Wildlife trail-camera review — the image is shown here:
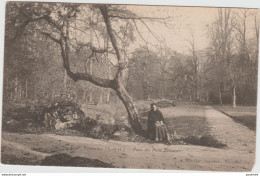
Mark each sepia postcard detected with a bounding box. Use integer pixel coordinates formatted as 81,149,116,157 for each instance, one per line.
0,0,259,172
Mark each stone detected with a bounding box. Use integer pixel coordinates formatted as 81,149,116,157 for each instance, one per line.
55,119,68,130
113,131,121,136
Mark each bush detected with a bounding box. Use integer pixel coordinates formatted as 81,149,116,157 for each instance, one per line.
2,98,86,132
156,99,176,108
183,135,227,148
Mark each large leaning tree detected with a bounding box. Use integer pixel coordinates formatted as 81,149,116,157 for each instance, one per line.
5,2,169,134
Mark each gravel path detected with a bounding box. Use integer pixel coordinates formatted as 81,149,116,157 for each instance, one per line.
204,106,256,152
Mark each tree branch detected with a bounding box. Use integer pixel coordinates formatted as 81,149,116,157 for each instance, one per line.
98,5,124,67
59,40,116,88
40,32,61,44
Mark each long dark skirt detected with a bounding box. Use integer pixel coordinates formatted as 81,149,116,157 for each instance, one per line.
155,125,168,142
147,124,168,142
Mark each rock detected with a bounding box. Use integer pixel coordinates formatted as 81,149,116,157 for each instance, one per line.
4,119,21,131
81,104,116,125
115,116,130,128
173,131,181,140
44,113,55,129
55,119,68,130
66,119,79,128
92,125,102,134
72,113,80,120
63,114,73,121
113,131,121,136
6,119,18,125
96,113,115,125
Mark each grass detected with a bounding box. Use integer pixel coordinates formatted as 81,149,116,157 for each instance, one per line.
139,115,226,148
2,101,226,149
165,116,209,138
215,105,256,131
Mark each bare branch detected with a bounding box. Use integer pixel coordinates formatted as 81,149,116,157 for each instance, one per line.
59,39,116,88
98,5,125,71
40,31,61,44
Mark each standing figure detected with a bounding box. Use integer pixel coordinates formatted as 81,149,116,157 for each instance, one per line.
147,103,169,143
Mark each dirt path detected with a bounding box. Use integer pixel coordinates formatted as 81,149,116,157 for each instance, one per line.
1,105,256,171
204,106,256,152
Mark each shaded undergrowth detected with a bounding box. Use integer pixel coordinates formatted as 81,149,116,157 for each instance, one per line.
41,153,115,168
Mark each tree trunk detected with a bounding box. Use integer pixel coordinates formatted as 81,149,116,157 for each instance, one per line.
218,85,223,105
106,63,111,104
106,89,110,104
115,83,144,134
64,69,67,96
232,85,237,107
14,75,18,102
195,85,198,101
99,89,103,104
5,76,9,102
189,89,192,101
19,80,22,101
25,78,28,99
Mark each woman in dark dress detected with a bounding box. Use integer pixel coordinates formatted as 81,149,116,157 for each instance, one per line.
147,103,168,142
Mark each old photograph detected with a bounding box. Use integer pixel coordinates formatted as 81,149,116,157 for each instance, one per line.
1,1,259,171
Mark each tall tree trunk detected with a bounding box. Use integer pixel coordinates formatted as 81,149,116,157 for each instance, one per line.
195,84,199,101
88,58,93,103
19,80,22,101
232,85,237,107
106,64,111,104
106,89,110,103
218,85,223,105
115,83,143,134
25,78,28,99
99,89,103,104
64,69,67,96
14,75,18,102
113,62,143,134
180,89,183,100
5,76,9,102
189,89,192,101
88,28,93,103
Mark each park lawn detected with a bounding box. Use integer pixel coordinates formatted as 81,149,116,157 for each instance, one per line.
215,105,256,131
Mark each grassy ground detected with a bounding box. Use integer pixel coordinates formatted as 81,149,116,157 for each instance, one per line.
2,102,254,170
2,101,228,168
1,101,226,148
215,105,256,131
138,102,227,148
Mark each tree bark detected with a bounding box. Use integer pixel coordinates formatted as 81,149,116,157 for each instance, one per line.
14,75,18,102
64,69,67,96
189,89,192,101
99,89,103,104
218,85,223,105
98,5,143,134
115,82,144,134
232,85,237,107
25,78,28,99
